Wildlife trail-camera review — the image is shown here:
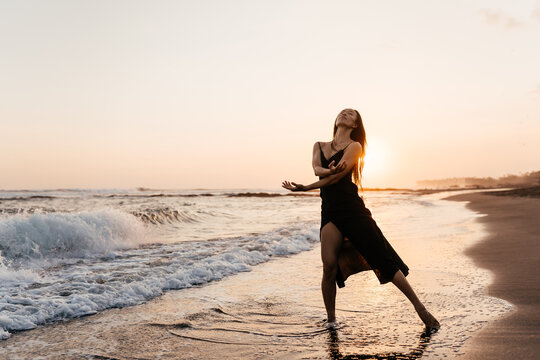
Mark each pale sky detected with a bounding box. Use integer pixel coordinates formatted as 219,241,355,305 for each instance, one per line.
1,0,539,190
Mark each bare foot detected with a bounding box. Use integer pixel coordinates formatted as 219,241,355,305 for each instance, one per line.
323,320,340,329
319,318,339,329
415,306,440,330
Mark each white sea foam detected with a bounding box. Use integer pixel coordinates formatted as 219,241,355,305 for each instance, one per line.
0,209,148,260
0,264,39,285
0,219,319,338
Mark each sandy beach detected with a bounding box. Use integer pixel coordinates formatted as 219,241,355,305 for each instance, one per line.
446,189,540,359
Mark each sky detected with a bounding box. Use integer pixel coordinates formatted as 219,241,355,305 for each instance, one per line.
1,0,539,190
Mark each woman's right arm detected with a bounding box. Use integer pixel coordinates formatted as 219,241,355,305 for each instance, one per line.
312,142,330,177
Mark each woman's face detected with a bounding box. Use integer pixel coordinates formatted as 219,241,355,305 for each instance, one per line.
336,108,357,128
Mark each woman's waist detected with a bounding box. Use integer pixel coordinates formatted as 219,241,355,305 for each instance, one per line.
320,180,357,193
320,187,362,201
321,204,372,218
321,195,367,210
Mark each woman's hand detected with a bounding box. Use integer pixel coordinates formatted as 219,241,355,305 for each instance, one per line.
328,160,347,175
282,181,306,192
314,160,348,177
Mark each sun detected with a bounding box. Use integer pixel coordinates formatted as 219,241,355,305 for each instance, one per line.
362,137,388,179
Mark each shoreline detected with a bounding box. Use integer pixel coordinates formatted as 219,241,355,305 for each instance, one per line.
445,192,540,359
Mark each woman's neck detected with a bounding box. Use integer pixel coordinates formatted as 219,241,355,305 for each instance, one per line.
333,126,353,147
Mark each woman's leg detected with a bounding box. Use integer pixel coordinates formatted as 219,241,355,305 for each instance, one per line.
391,270,440,328
320,222,343,323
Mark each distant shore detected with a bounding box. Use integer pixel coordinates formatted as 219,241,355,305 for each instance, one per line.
414,185,540,196
445,189,540,359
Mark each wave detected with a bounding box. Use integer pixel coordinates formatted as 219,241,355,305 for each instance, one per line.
98,193,216,198
131,208,202,225
0,209,147,261
0,190,320,201
97,192,317,199
0,208,47,215
0,224,319,339
225,192,318,198
0,195,57,201
0,205,213,232
0,188,136,200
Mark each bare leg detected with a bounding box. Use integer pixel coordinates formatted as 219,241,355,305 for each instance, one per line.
392,270,440,328
320,222,343,323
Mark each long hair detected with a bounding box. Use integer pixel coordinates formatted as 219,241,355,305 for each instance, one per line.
333,109,367,189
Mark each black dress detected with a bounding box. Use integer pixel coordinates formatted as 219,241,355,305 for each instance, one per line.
318,142,409,287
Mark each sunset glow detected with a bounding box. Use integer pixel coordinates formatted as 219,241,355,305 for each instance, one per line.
0,0,538,190
362,137,389,183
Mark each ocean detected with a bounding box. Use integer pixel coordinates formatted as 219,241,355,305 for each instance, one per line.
0,188,512,358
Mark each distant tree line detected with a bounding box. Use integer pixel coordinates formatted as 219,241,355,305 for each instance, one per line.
416,170,540,189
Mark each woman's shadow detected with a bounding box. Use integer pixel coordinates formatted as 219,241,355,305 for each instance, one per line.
326,328,435,360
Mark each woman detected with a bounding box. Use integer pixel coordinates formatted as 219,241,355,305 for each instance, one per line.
282,108,440,331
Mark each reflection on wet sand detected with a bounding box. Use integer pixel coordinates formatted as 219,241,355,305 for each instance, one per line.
327,328,435,360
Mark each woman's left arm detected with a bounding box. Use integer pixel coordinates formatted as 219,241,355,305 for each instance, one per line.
282,142,362,192
312,142,346,177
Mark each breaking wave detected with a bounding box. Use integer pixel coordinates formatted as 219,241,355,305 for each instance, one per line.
0,209,147,260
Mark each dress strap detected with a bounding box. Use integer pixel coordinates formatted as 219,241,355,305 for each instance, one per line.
341,142,354,152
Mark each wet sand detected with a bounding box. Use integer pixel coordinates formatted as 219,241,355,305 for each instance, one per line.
0,245,438,359
445,192,540,360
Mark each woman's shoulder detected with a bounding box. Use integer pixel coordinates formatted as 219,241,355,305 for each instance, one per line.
342,141,362,156
313,140,331,149
348,141,362,149
348,141,362,151
314,140,332,147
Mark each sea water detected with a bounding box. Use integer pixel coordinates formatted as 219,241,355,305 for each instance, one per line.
0,188,512,358
0,188,322,340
